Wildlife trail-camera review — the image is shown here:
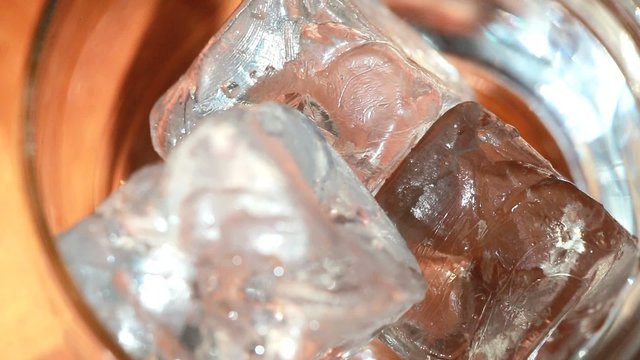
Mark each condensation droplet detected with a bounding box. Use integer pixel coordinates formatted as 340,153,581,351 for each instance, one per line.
273,266,285,277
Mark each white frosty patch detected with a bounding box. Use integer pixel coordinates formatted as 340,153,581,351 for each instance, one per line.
540,203,586,276
410,185,436,221
477,219,488,239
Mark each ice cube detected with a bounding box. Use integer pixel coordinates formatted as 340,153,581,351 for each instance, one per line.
376,102,638,359
320,339,401,360
150,0,471,192
59,103,426,359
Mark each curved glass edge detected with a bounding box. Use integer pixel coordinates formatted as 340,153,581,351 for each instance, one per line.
555,2,640,358
21,1,130,359
561,0,640,237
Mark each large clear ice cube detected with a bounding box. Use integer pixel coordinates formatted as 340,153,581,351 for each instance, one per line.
376,102,638,359
150,0,471,192
59,103,426,359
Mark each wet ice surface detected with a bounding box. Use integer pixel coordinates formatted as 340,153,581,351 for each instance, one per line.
328,339,401,360
150,0,471,192
376,102,638,359
58,103,426,359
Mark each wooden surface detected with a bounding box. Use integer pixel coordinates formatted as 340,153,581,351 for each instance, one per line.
0,1,86,359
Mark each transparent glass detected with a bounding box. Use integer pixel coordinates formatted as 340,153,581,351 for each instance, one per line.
24,1,242,357
23,0,640,358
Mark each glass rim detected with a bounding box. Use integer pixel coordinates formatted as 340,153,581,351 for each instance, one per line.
21,1,131,358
